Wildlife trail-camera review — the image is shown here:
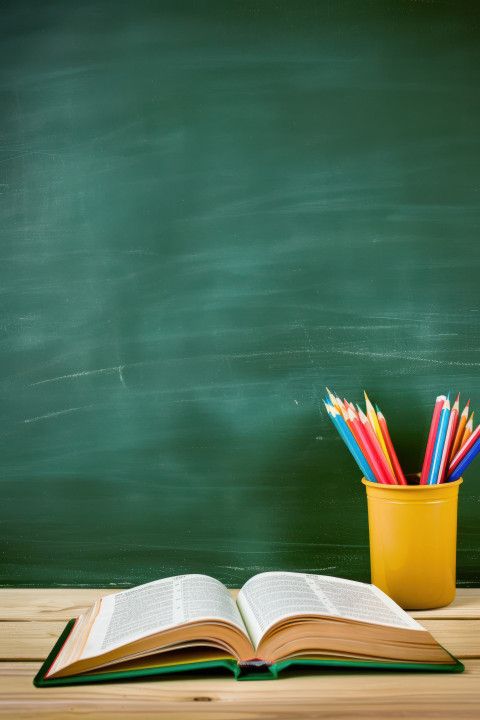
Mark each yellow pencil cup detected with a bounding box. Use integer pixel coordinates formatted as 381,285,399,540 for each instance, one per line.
362,477,462,610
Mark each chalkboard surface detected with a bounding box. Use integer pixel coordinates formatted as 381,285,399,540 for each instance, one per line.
2,0,480,587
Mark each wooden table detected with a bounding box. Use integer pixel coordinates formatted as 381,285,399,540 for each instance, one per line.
1,588,479,719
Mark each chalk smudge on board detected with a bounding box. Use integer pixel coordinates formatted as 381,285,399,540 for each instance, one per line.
24,405,93,424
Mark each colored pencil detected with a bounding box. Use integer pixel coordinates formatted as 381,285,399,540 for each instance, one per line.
326,390,347,420
449,423,480,474
427,397,450,485
461,412,474,448
449,399,469,462
356,408,396,484
344,405,363,446
449,436,480,481
324,388,479,486
376,405,407,485
344,404,376,467
345,408,391,484
364,392,395,475
324,403,377,482
346,400,356,415
420,395,446,485
437,394,459,483
326,387,343,414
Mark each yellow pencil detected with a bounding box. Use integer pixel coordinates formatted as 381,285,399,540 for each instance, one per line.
364,391,395,474
449,399,469,462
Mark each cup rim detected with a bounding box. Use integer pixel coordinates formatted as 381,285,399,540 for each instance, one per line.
361,477,463,489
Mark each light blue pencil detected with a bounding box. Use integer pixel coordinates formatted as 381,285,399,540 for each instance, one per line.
324,402,377,482
428,397,450,485
449,436,480,480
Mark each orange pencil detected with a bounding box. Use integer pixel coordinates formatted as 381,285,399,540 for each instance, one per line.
357,407,397,484
364,392,395,474
449,399,469,462
450,422,480,474
375,406,407,485
347,408,392,484
461,412,474,448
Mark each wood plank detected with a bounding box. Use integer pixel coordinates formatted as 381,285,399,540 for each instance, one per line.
1,590,479,719
420,620,480,659
1,619,479,661
412,590,480,619
0,589,117,622
1,588,479,622
0,661,479,720
0,622,66,661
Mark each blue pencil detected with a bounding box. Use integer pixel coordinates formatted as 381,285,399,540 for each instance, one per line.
324,402,377,482
449,436,480,481
428,397,450,485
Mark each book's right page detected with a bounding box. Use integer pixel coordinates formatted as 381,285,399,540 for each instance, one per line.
237,571,423,650
235,572,463,674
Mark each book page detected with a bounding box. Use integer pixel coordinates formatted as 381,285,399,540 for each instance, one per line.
237,572,423,649
81,574,247,659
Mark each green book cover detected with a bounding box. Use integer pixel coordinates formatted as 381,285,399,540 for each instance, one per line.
34,619,464,687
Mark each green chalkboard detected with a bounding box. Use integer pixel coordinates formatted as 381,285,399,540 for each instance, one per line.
1,0,480,587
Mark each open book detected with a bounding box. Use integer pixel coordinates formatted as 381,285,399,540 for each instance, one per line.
34,572,463,686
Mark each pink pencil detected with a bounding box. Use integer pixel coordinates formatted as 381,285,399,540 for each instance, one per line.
437,394,459,483
420,395,446,485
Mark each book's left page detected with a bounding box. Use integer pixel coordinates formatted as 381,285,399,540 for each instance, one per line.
47,574,252,678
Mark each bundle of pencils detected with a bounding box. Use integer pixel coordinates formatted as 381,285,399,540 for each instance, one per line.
420,394,479,484
324,388,407,485
324,389,479,485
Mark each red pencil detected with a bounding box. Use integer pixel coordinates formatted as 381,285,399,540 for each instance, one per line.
345,400,357,415
346,408,391,484
437,394,459,483
420,395,446,485
357,408,397,484
375,406,407,485
345,405,367,453
449,423,480,475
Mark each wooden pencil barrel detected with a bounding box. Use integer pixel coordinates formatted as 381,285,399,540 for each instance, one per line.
362,478,462,610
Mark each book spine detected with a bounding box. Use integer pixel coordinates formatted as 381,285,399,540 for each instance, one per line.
237,660,275,680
